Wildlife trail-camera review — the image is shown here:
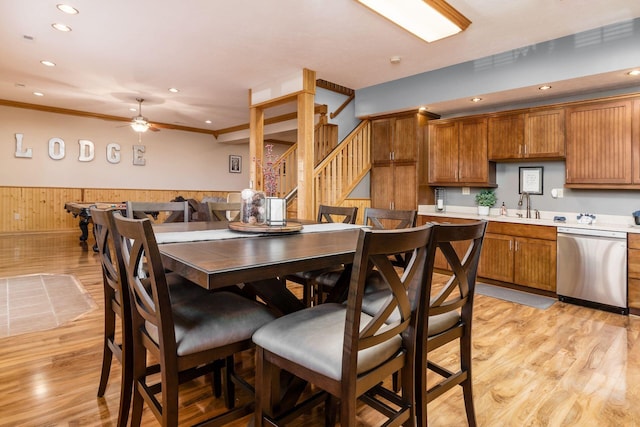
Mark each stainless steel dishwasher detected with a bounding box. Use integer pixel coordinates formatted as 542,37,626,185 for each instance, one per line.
557,227,627,314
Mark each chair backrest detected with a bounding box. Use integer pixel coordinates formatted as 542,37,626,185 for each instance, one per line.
317,205,358,224
341,224,433,384
113,213,178,357
226,192,242,221
363,207,416,230
207,201,241,222
417,220,487,349
125,201,189,223
91,207,131,315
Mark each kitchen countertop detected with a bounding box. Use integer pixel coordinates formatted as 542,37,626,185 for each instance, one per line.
418,205,639,234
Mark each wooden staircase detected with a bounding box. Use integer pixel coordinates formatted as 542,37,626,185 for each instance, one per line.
270,118,371,219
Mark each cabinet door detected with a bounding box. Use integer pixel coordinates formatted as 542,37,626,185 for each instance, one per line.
370,164,393,209
458,117,489,183
371,118,392,164
514,237,556,292
566,100,632,184
393,115,417,161
525,108,565,159
488,113,524,160
477,233,514,283
633,98,640,184
393,163,417,210
428,121,459,183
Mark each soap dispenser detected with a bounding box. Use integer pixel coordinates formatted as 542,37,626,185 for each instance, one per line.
500,202,507,216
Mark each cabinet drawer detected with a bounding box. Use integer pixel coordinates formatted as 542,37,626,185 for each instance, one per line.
486,221,556,240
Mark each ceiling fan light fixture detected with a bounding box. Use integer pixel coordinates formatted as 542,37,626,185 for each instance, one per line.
131,118,150,132
356,0,471,43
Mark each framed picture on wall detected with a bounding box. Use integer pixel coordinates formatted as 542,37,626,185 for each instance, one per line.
519,166,543,194
229,155,242,173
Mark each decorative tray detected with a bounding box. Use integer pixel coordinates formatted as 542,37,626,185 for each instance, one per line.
228,221,303,233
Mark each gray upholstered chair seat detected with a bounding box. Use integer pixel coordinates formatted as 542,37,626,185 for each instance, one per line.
147,291,275,357
252,302,402,381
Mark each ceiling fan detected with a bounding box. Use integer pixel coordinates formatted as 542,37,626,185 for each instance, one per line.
130,98,159,132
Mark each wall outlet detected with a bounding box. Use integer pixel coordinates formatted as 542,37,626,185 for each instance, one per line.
14,213,20,220
551,188,564,198
462,187,470,195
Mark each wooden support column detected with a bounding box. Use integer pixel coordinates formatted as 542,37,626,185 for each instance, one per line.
249,100,264,190
296,69,316,220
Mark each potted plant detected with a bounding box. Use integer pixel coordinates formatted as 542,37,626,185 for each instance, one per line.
475,189,497,215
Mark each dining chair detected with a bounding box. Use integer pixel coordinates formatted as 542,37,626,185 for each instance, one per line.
226,192,242,221
93,207,229,426
252,224,434,427
92,207,134,427
414,220,487,427
112,213,277,426
207,201,241,222
125,201,190,223
314,207,416,303
283,204,358,306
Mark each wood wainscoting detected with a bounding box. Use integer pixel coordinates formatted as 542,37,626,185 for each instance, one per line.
0,186,230,233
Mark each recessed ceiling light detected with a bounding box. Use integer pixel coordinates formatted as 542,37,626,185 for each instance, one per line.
390,56,401,64
40,60,56,67
471,97,482,103
538,85,552,91
33,92,44,97
628,70,640,76
52,23,72,32
56,4,78,14
168,87,179,93
129,107,137,112
205,120,212,124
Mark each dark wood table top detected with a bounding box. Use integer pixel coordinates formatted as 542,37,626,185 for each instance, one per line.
157,225,360,291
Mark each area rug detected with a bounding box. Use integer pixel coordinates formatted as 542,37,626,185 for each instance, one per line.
475,283,556,310
0,273,97,338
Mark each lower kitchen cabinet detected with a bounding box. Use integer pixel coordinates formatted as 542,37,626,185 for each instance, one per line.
421,215,557,293
478,223,557,293
628,234,640,314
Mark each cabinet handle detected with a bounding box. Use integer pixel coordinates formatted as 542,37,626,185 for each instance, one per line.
509,240,512,251
515,240,519,251
524,144,528,155
518,145,522,155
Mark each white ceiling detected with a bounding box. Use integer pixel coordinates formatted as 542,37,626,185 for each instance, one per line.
1,0,640,135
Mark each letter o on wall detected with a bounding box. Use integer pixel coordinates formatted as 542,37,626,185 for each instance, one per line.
48,137,65,160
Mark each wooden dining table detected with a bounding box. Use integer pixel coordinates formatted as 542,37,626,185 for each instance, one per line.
154,221,362,315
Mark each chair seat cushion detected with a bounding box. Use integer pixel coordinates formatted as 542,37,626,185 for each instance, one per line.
147,291,276,356
252,303,402,381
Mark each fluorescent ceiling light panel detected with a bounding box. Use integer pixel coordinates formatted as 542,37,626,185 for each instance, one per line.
356,0,471,43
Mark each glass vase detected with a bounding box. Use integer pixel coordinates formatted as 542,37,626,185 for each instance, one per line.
240,189,266,224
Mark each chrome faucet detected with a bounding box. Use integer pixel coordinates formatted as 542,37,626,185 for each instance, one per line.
518,192,531,218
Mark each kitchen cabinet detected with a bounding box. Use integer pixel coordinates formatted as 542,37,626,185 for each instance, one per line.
565,98,633,187
419,216,556,293
628,233,640,315
371,114,420,210
428,116,495,186
488,108,565,161
478,222,557,293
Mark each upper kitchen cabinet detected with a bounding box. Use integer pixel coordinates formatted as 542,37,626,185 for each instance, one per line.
371,113,421,210
428,116,496,186
565,98,634,188
488,108,565,161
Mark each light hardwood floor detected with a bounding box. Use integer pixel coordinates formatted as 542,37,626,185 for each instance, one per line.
1,230,639,426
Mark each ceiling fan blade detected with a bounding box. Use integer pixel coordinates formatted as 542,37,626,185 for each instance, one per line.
149,125,161,132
